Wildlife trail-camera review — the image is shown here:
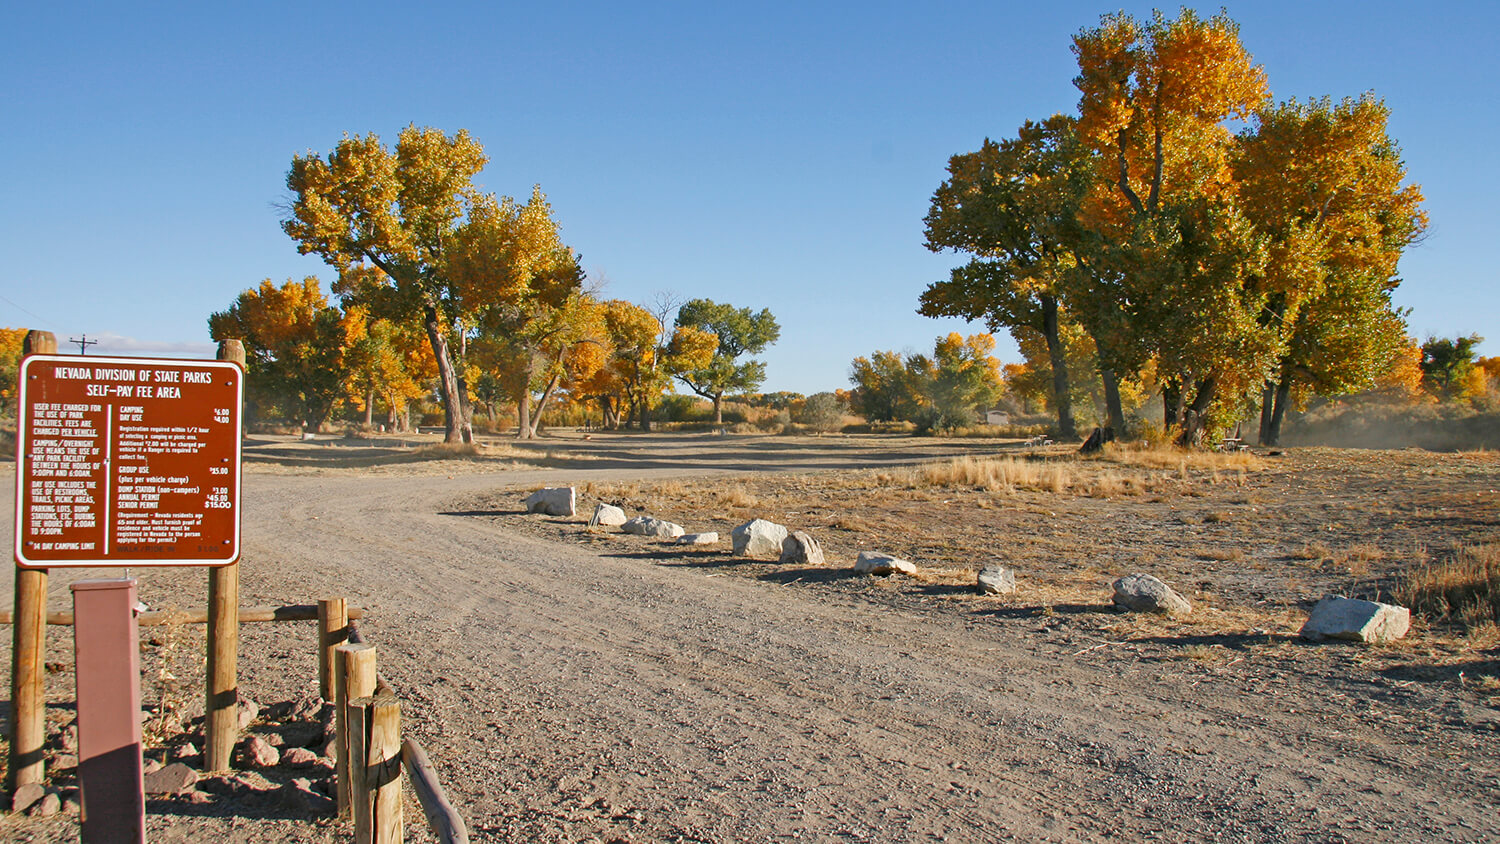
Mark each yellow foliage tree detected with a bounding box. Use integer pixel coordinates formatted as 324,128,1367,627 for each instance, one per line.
0,327,27,410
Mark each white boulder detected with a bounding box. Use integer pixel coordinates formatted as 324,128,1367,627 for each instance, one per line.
1299,595,1410,644
854,551,916,576
1112,573,1191,617
588,503,627,527
622,516,685,539
732,519,789,557
780,531,824,566
977,566,1017,595
524,487,576,517
677,532,719,546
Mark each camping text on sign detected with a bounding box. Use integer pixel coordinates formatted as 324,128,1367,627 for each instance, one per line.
13,355,242,568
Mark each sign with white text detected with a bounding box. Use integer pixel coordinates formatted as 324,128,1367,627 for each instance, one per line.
13,355,242,568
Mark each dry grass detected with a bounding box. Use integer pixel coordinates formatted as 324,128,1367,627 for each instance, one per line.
716,486,760,508
912,455,1155,498
1398,544,1500,633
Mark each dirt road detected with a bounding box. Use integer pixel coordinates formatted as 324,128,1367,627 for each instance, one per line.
3,435,1497,842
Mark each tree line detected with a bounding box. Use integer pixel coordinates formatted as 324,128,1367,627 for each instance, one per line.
207,127,779,439
918,9,1430,446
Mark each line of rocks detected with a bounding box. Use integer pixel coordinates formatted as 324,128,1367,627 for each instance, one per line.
531,486,1411,646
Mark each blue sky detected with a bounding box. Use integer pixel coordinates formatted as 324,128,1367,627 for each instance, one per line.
3,1,1495,395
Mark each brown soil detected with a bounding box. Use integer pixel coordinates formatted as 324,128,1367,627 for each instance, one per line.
2,432,1498,842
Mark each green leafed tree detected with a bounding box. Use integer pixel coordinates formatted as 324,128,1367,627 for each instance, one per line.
208,278,347,430
673,298,781,424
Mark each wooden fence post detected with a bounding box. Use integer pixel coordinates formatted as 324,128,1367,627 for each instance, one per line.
349,698,373,841
204,339,246,772
370,696,403,843
8,329,56,793
351,695,403,844
335,643,378,819
317,598,349,702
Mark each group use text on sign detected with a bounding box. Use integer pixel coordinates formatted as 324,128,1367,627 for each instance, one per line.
13,355,242,568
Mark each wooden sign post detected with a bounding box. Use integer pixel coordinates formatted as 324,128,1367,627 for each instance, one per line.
9,339,245,789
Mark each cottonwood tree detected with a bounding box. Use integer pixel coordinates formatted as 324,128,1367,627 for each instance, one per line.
673,298,781,424
340,306,435,431
284,129,481,441
1235,95,1427,444
848,350,917,423
1073,9,1272,444
921,115,1089,438
208,277,347,430
1421,335,1485,400
0,327,24,410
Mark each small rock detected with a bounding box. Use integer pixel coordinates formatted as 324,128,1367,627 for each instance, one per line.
279,778,335,815
52,753,78,771
622,516,685,538
261,732,286,748
977,566,1017,595
235,735,280,769
1299,595,1410,644
780,532,824,566
732,519,789,557
199,772,276,797
589,503,628,527
10,782,45,814
236,693,261,730
58,724,78,753
1112,573,1191,617
277,722,324,749
282,747,319,769
677,532,719,546
854,551,916,576
525,487,576,517
141,757,162,775
144,762,198,795
184,790,213,804
61,789,80,815
171,742,200,762
30,793,60,817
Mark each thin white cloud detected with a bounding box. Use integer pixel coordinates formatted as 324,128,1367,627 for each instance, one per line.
80,332,218,360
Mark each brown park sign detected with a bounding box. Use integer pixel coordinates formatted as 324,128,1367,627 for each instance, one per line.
13,355,243,568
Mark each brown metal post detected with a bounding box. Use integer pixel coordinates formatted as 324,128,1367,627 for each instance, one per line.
317,597,349,702
72,579,145,841
204,339,246,771
8,329,57,794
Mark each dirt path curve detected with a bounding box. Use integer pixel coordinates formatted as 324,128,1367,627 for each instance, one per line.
3,441,1497,842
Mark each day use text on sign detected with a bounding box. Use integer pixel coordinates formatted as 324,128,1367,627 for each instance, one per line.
13,355,242,568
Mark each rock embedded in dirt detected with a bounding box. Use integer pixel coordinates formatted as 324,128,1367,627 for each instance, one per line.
526,486,577,517
30,792,60,817
733,519,789,557
144,762,199,795
780,531,825,566
977,566,1017,595
854,551,916,576
1299,595,1410,644
282,746,319,769
678,532,719,545
11,782,45,814
236,735,280,769
589,503,628,527
623,516,685,538
1112,573,1191,617
236,693,261,730
279,778,335,815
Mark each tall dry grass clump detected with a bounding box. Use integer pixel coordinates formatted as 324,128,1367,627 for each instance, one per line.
1398,544,1500,633
917,456,1149,497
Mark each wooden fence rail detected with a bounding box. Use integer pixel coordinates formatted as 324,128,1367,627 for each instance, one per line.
0,604,366,627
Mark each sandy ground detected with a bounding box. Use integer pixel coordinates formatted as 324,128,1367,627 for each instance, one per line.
1,431,1498,842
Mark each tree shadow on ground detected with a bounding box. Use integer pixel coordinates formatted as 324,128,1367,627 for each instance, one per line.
1128,631,1298,651
757,568,860,585
974,603,1107,619
1381,658,1500,685
605,550,730,565
438,508,527,517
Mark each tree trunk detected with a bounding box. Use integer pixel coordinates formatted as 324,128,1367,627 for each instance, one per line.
1040,295,1077,439
1162,379,1182,432
1266,378,1292,447
1099,365,1126,435
639,400,653,433
1175,376,1218,448
1258,381,1276,444
422,302,471,444
526,373,563,438
364,389,375,429
713,393,724,425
